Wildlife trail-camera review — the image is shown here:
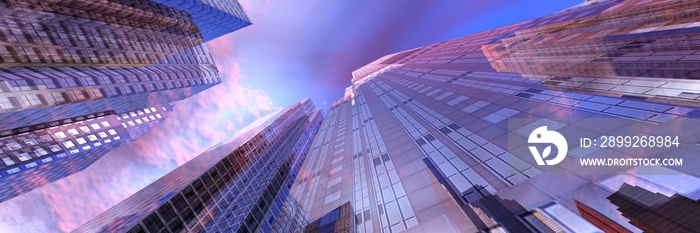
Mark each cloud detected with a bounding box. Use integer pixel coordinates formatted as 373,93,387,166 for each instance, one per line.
0,0,588,232
125,36,282,167
0,195,51,233
0,33,281,232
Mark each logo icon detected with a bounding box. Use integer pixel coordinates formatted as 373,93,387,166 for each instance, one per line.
528,126,568,165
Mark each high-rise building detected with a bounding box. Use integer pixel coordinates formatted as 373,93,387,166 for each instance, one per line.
607,183,700,233
0,104,173,203
0,0,251,203
270,197,309,233
483,0,700,108
290,0,700,232
458,185,564,232
304,201,356,233
0,0,251,130
574,199,631,233
76,99,323,233
151,0,252,41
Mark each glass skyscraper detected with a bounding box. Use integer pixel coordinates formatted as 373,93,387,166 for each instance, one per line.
151,0,251,41
0,0,250,203
0,0,251,129
0,104,173,203
290,0,700,232
76,99,323,233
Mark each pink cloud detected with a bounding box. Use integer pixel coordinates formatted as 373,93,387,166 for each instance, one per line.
0,195,50,233
0,34,281,232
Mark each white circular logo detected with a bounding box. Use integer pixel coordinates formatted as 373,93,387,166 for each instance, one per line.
528,126,568,165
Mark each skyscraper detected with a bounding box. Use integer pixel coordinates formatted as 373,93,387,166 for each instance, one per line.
574,199,631,233
0,0,251,203
304,202,356,233
151,0,252,41
290,0,700,232
0,0,251,129
76,99,323,233
607,183,700,233
0,104,173,203
483,0,700,108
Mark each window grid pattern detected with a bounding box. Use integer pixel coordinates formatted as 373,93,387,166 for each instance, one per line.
0,111,146,203
77,101,323,233
351,101,374,233
356,93,417,233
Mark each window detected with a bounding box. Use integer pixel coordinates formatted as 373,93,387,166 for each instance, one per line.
324,191,341,204
0,97,14,109
24,95,43,106
16,153,31,161
39,135,52,142
34,148,48,156
87,134,98,141
76,138,87,145
51,93,66,103
108,129,117,135
135,119,142,124
149,116,156,120
98,132,108,138
79,126,90,133
67,129,79,135
90,123,101,130
127,121,135,126
49,144,61,152
155,114,162,119
150,107,157,112
144,108,151,113
330,165,343,174
2,157,14,166
23,138,38,146
101,121,110,127
6,141,21,150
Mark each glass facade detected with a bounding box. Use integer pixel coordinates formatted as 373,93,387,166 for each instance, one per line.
607,184,699,233
151,0,252,41
270,197,309,233
291,0,700,232
482,0,700,108
0,103,173,203
304,201,356,233
0,0,250,204
76,99,324,233
0,0,250,130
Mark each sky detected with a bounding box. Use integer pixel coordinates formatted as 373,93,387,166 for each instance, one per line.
0,0,582,232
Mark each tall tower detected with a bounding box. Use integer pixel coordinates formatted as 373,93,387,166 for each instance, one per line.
0,0,251,203
0,104,174,203
607,184,700,233
0,0,251,129
76,99,323,233
290,0,700,232
151,0,252,41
